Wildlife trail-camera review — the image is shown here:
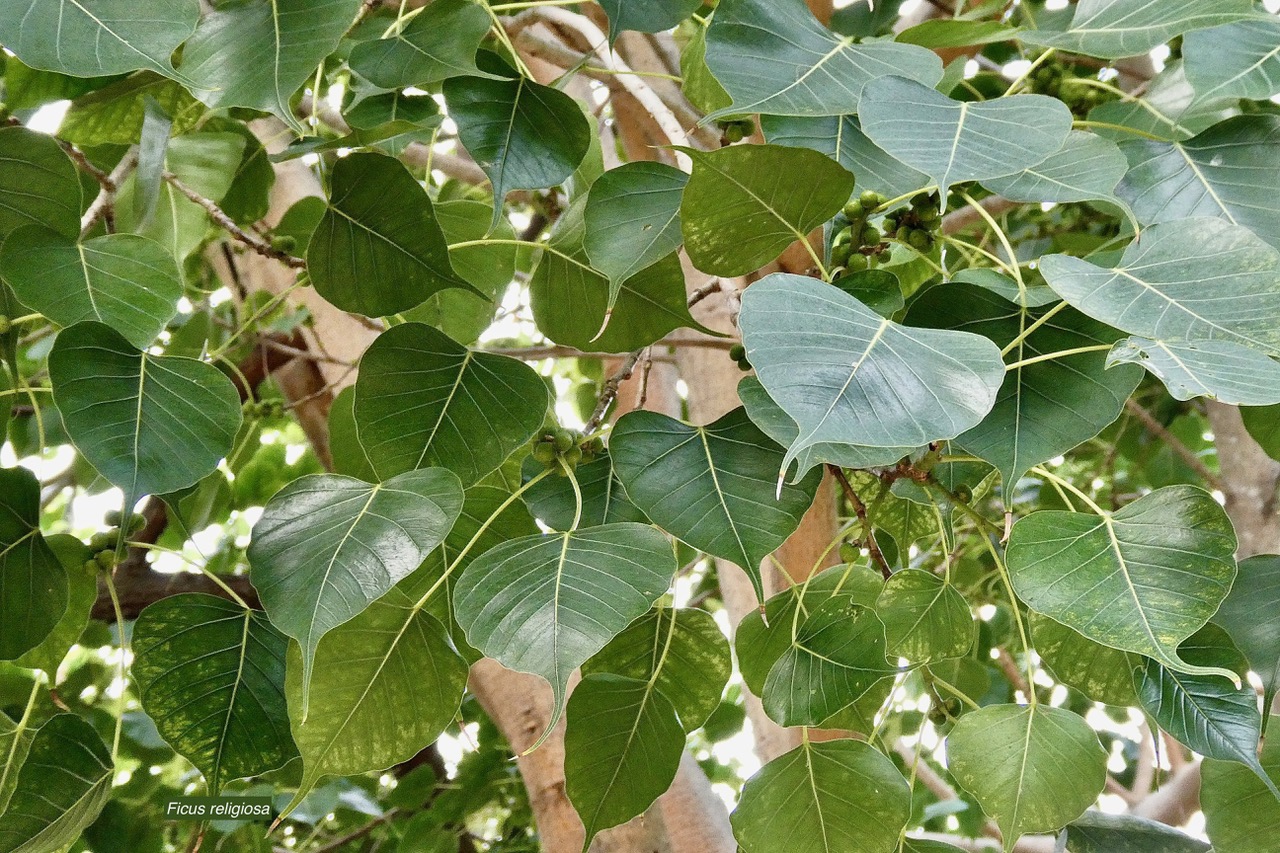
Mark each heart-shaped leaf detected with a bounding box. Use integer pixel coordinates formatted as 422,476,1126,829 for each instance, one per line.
247,468,464,707
860,76,1072,199
1021,0,1253,60
308,153,471,317
1108,337,1280,406
521,453,646,531
739,273,1005,475
1007,485,1239,681
1184,18,1280,102
583,606,731,732
598,0,700,42
444,75,591,232
731,739,911,853
13,537,94,676
564,673,685,845
610,408,822,601
0,227,181,348
704,0,942,120
1202,739,1280,853
1215,555,1280,727
760,114,929,200
1039,218,1280,357
177,0,359,129
762,596,897,727
454,523,675,740
875,570,975,664
352,322,548,485
281,593,468,817
983,131,1134,218
1136,623,1276,794
0,714,112,853
1117,115,1280,249
907,282,1140,488
1030,612,1139,707
48,322,242,499
737,376,914,478
0,128,83,242
0,467,68,662
348,0,491,89
0,0,198,77
133,594,296,794
583,162,688,300
681,145,854,276
947,704,1107,850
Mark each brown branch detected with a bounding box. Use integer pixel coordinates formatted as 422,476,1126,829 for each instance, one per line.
163,171,307,269
1125,399,1224,491
584,349,644,434
829,465,891,579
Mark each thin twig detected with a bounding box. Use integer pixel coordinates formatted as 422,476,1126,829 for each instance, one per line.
1124,399,1224,490
162,171,308,269
829,465,891,579
80,150,138,236
584,350,644,434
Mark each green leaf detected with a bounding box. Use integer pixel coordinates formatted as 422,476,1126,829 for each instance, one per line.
583,607,731,731
0,467,68,662
583,162,688,299
352,322,548,485
349,0,491,89
329,387,377,482
530,198,707,352
1215,555,1280,726
737,376,913,477
739,273,1004,476
599,0,700,42
902,841,969,853
1040,219,1280,357
859,76,1073,200
0,714,112,853
282,595,468,816
0,0,198,77
896,19,1019,48
521,453,646,532
1021,0,1254,60
1242,405,1280,462
760,114,929,200
1030,612,1139,707
907,282,1140,489
0,227,181,348
1007,485,1239,681
703,0,942,120
952,269,1057,309
875,570,974,664
948,704,1106,850
730,739,911,853
1184,18,1280,102
48,321,242,499
1202,738,1280,853
1088,60,1236,143
680,144,854,277
762,596,896,727
308,153,471,317
59,73,204,147
1063,812,1210,853
133,594,297,794
983,131,1133,216
443,75,591,231
1117,116,1280,250
247,468,464,707
1136,623,1275,792
177,0,359,130
564,674,685,844
454,523,675,739
1107,337,1280,406
13,538,94,676
736,564,886,696
610,408,823,601
0,127,83,242
0,706,33,815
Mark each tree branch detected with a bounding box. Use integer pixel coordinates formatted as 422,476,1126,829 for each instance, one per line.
163,171,307,268
1125,400,1224,490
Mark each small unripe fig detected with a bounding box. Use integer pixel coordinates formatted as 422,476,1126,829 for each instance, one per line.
843,200,865,219
553,429,576,452
531,441,557,465
859,190,880,210
729,343,746,361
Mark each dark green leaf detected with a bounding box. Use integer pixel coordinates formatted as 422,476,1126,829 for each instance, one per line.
731,739,911,853
0,467,68,661
1030,612,1139,706
704,0,942,120
680,144,854,277
598,0,700,42
1202,738,1280,853
48,322,242,498
1008,485,1239,681
583,162,688,297
610,408,822,600
349,0,491,89
0,227,181,348
1063,811,1210,853
1213,555,1280,726
521,453,646,531
0,128,83,241
352,322,548,485
133,594,296,794
247,468,464,707
13,537,93,676
308,153,471,317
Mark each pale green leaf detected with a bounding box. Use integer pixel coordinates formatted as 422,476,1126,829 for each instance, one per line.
760,114,929,200
875,570,974,664
1021,0,1254,59
1184,18,1280,102
1107,337,1280,406
983,131,1133,216
583,162,688,296
1030,612,1139,707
